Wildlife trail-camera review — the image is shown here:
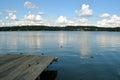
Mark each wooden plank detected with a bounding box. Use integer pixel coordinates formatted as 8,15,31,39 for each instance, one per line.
0,56,27,72
0,55,33,78
0,54,20,64
1,56,38,80
24,57,55,80
0,54,56,80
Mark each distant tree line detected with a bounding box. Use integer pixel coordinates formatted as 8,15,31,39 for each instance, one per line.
0,26,120,31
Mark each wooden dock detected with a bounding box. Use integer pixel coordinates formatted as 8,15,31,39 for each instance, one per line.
0,54,57,80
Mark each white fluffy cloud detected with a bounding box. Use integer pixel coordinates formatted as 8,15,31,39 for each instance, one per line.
2,3,93,27
97,14,120,27
56,16,67,26
79,18,89,24
41,16,89,26
24,12,43,21
75,4,93,17
41,18,56,26
67,20,74,26
0,20,4,26
24,14,35,20
1,2,120,27
42,16,90,26
10,15,16,20
3,14,92,27
24,1,37,8
6,10,17,20
38,12,44,15
72,18,90,26
3,12,44,26
36,12,43,21
36,15,42,21
99,13,110,18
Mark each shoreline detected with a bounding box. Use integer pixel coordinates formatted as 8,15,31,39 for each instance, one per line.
0,26,120,31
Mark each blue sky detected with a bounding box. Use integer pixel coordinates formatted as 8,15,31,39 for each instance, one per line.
0,0,120,27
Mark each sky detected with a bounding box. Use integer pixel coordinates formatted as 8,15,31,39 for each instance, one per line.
0,0,120,27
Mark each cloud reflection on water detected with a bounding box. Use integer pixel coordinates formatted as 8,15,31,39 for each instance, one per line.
0,32,43,54
96,33,120,51
78,32,91,58
0,31,120,56
58,32,67,48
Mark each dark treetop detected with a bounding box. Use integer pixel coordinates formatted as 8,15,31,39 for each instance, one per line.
0,26,120,31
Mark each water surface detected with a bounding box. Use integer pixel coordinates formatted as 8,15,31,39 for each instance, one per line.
0,31,120,80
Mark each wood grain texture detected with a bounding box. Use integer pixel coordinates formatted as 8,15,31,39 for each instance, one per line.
0,54,56,80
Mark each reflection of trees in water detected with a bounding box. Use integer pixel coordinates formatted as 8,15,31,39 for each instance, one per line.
36,70,57,80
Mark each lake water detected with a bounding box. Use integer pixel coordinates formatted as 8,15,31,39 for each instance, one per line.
0,31,120,80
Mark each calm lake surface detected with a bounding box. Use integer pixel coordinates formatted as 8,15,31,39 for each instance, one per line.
0,31,120,80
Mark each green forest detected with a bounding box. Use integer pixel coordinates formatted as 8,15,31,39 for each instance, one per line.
0,26,120,31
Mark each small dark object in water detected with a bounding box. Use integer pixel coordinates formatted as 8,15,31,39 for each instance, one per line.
41,53,44,55
54,57,58,62
7,53,10,55
36,62,39,64
60,45,63,48
28,64,31,67
20,53,23,55
90,56,94,58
